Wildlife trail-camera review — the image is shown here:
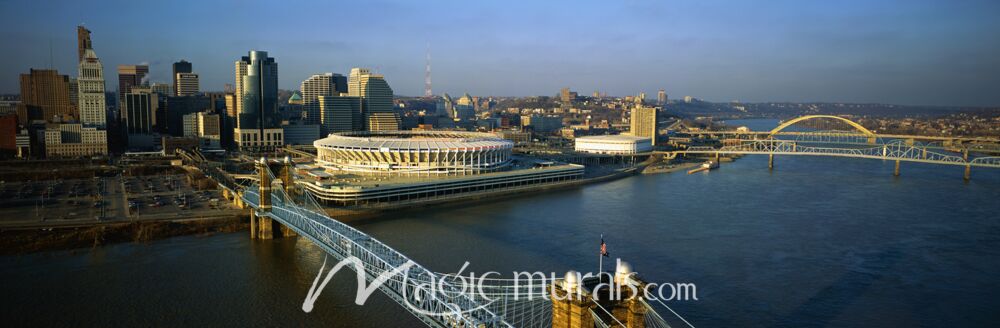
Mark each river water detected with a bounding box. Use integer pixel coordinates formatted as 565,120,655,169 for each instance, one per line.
3,120,999,327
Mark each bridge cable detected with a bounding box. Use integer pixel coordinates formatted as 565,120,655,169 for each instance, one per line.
653,297,696,328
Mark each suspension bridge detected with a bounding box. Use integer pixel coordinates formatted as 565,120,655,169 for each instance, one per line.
206,157,680,328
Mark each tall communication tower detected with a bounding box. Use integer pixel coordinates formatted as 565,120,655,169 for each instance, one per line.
424,44,432,98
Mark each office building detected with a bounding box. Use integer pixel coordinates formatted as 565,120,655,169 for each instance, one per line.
165,95,210,136
319,95,362,134
630,105,658,146
301,73,345,126
234,50,283,151
77,49,107,127
172,60,192,96
77,26,92,63
43,123,107,157
182,111,220,149
18,69,73,124
120,91,156,150
175,73,199,96
282,122,321,145
348,68,398,131
117,65,148,99
657,89,667,105
521,115,563,133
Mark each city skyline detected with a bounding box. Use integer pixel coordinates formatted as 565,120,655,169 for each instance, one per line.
2,0,1000,106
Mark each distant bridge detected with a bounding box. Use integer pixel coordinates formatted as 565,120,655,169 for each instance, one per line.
665,115,1000,179
677,115,1000,146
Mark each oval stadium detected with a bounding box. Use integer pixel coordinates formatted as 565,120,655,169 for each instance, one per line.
313,131,514,176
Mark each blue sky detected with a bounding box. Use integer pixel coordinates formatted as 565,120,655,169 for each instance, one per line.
2,0,999,106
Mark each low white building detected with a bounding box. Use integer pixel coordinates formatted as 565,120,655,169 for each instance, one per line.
574,135,652,154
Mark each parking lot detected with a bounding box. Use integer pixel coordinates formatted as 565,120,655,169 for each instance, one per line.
0,173,240,228
123,174,238,220
0,176,124,223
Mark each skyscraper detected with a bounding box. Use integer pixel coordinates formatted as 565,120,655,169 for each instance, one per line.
630,105,658,146
120,88,160,150
234,50,282,151
347,68,370,98
77,49,107,127
301,73,345,126
172,60,192,96
318,95,362,134
121,92,156,135
76,26,92,63
117,65,149,99
657,89,667,106
18,69,73,124
175,73,199,96
348,68,398,131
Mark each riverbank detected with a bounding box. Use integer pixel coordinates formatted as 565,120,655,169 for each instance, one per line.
0,215,248,255
322,163,676,222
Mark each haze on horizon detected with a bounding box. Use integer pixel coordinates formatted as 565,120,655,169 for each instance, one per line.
1,0,999,107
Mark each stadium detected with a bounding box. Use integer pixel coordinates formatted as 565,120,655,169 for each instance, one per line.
313,131,514,176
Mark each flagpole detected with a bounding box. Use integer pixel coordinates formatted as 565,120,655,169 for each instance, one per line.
599,234,603,275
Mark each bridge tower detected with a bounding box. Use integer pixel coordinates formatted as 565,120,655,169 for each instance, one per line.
278,156,298,237
252,157,275,240
550,263,650,328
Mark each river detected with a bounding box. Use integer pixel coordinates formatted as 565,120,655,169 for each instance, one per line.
3,119,999,327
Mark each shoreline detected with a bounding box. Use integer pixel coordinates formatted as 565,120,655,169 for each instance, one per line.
1,157,725,254
324,165,649,222
0,215,248,256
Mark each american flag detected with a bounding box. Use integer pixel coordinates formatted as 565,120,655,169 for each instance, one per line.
600,237,609,257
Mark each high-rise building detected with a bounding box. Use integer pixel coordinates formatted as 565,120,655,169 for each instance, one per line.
657,89,667,105
630,105,658,146
560,87,572,103
175,72,199,96
18,69,73,124
348,68,398,131
68,78,79,110
121,92,156,135
347,68,369,97
234,50,282,151
172,60,192,96
181,111,220,148
165,95,210,137
319,95,362,134
117,65,149,99
77,49,107,127
77,26,92,63
301,73,345,126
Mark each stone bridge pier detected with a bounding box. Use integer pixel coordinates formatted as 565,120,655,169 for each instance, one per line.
250,157,298,240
